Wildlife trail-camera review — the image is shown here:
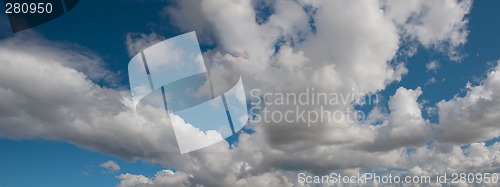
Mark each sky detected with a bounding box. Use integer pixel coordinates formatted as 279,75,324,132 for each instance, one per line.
0,0,500,187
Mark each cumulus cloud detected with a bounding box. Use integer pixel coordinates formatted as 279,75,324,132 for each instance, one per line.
425,77,438,86
404,142,500,175
426,60,440,72
117,170,191,187
382,0,472,60
0,33,228,165
362,87,431,152
437,61,500,144
125,32,166,57
0,32,291,187
100,160,121,173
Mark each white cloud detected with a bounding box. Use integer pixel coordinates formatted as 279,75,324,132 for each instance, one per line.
100,160,121,173
125,32,166,57
117,169,296,187
426,60,440,72
425,77,438,85
364,87,431,152
401,142,500,176
426,106,438,116
382,0,472,60
117,170,191,187
437,61,500,144
0,33,223,164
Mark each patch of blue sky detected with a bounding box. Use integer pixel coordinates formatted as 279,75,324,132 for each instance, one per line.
0,139,162,187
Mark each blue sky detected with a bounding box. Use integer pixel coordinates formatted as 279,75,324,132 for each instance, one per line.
0,139,164,187
1,0,500,186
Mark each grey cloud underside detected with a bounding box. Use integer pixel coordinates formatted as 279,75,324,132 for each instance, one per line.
1,0,499,187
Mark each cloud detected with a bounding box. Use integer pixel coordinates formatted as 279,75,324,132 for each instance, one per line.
437,61,500,144
0,33,224,164
362,87,431,152
401,142,500,176
382,0,472,60
426,106,438,116
100,160,121,173
117,170,191,187
425,77,438,85
426,60,440,72
125,32,166,57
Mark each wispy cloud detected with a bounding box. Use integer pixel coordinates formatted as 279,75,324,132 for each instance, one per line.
426,60,440,72
100,160,121,173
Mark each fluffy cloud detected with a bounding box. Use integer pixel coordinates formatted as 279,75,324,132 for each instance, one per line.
401,142,500,175
0,33,223,165
437,62,500,144
382,0,472,60
101,160,121,173
117,169,296,187
362,87,431,152
125,32,166,57
426,60,440,72
166,0,402,156
117,170,191,187
0,32,290,187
